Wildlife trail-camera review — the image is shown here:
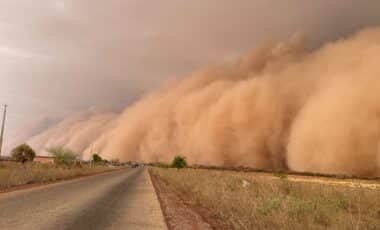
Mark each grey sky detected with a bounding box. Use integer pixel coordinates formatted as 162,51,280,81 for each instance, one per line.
1,0,380,142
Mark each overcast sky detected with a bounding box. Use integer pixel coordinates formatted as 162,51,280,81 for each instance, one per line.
1,0,380,138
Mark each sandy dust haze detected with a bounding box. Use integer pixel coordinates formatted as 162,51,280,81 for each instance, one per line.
26,27,380,176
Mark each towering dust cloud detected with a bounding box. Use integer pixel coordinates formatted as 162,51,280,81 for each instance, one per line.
28,27,380,176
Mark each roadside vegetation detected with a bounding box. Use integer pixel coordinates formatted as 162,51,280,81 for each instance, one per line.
151,168,380,230
11,144,36,164
48,147,77,167
0,145,123,191
0,161,113,190
92,153,103,163
170,155,187,169
92,153,109,165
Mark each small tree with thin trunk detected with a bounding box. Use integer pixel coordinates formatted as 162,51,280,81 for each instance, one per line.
11,144,36,164
92,153,103,163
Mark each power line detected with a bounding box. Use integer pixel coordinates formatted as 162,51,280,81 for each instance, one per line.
0,104,8,158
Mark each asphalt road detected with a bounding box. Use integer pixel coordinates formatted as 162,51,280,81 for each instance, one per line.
0,168,167,230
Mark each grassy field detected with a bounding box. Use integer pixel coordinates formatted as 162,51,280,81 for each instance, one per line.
151,168,380,230
0,161,120,190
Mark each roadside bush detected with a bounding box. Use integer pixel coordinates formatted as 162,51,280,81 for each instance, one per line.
92,153,104,164
171,155,187,169
48,147,77,167
11,144,36,164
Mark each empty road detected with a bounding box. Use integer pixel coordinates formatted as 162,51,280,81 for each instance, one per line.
0,168,167,230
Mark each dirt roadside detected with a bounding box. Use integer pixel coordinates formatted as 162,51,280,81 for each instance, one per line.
149,169,232,230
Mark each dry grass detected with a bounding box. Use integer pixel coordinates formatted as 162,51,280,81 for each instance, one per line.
151,168,380,230
0,161,119,189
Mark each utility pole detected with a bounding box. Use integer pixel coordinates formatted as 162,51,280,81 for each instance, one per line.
0,104,7,158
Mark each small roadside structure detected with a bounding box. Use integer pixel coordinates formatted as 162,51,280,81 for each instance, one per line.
34,155,55,164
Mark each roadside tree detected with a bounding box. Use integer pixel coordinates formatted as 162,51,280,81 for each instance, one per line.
11,144,36,164
92,154,103,163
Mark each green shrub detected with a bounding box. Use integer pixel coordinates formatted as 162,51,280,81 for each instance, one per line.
92,153,103,163
171,155,187,169
48,147,77,167
11,144,36,163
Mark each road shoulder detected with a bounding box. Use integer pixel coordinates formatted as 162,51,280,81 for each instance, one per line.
149,168,222,230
